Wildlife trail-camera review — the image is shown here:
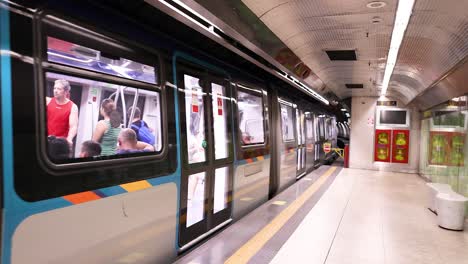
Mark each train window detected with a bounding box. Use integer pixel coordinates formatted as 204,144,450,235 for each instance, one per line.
187,172,206,227
280,103,295,142
296,109,302,144
319,118,325,139
237,88,265,145
184,74,207,164
211,83,229,160
306,119,313,140
45,72,162,163
47,37,157,84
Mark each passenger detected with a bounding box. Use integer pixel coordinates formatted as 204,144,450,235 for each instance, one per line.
92,99,121,156
46,79,79,146
116,128,155,154
128,106,155,145
47,136,71,160
79,140,102,158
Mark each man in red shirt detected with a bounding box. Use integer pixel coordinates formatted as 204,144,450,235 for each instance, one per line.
46,79,79,146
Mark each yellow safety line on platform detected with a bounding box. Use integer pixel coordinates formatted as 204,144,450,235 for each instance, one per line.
224,166,337,264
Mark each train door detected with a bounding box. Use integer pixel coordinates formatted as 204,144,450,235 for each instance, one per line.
296,109,306,178
305,112,315,171
177,66,233,248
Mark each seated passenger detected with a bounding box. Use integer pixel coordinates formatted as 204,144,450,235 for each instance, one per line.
116,128,155,154
47,136,71,160
79,140,102,158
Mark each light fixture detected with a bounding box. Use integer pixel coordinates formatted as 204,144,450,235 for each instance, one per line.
345,113,350,117
366,1,387,9
380,0,415,96
341,108,347,111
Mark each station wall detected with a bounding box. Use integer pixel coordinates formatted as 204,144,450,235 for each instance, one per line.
349,96,420,174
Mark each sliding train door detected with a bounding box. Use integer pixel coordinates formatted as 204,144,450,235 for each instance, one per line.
177,64,234,248
296,109,306,178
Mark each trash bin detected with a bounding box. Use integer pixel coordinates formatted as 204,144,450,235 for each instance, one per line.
436,192,468,231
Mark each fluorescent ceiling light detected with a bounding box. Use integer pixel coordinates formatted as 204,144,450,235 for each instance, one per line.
345,113,350,117
380,0,415,96
341,108,347,111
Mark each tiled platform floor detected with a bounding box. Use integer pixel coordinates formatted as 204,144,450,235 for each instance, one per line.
272,168,468,264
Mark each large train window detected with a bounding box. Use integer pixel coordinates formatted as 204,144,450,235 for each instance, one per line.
237,86,265,145
280,103,295,142
40,14,165,167
45,72,162,164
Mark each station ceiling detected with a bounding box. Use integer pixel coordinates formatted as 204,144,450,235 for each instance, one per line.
194,0,468,106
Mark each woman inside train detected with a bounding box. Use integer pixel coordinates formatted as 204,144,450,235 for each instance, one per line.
92,98,122,156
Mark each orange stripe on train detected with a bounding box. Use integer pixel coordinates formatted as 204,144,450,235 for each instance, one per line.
120,180,152,192
63,191,101,204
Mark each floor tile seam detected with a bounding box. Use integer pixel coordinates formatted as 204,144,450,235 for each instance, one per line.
322,171,358,264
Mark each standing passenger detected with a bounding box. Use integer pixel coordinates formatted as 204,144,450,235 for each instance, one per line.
46,79,79,146
92,99,121,156
128,106,155,145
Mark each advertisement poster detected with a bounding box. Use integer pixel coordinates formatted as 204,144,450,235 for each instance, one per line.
374,129,391,162
391,130,409,163
429,132,465,166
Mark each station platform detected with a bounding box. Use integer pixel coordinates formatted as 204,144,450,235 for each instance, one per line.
175,167,468,264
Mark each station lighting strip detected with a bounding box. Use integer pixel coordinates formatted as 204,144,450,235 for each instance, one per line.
380,0,415,96
157,0,329,105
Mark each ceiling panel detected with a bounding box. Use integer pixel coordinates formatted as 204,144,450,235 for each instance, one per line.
242,0,468,105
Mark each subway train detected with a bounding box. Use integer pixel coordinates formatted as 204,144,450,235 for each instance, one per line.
0,1,341,263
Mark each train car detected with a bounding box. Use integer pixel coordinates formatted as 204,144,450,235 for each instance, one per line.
0,0,339,263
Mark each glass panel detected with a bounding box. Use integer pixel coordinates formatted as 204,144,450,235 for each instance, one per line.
238,90,265,145
187,172,206,227
184,74,206,164
419,97,468,214
301,112,306,144
297,148,301,170
306,119,313,140
45,72,160,163
302,148,306,168
319,118,325,138
47,37,156,84
214,167,229,214
296,109,302,144
280,104,295,141
212,83,229,159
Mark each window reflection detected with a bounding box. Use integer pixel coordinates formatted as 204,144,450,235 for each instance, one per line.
184,74,206,164
187,172,206,227
238,89,265,145
281,104,294,141
47,37,157,84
